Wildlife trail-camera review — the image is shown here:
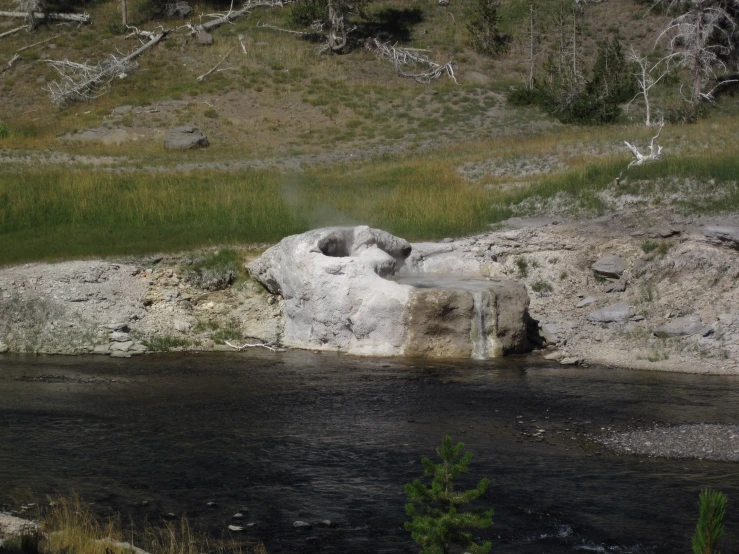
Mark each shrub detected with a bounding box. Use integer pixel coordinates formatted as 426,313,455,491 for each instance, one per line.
287,0,327,28
531,280,553,294
0,123,9,139
641,240,658,254
142,335,190,352
515,257,528,278
184,249,241,291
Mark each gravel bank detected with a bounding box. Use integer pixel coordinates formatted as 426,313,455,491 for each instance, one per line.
600,424,739,462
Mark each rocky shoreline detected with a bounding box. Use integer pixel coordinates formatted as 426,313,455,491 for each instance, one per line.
1,213,738,374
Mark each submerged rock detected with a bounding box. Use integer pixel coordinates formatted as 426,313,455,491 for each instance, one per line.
248,226,531,358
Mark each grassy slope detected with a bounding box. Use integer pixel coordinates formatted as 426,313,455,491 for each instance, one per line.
0,0,737,264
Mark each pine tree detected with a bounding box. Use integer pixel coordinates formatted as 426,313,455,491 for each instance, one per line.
692,488,728,554
467,0,507,56
404,436,494,554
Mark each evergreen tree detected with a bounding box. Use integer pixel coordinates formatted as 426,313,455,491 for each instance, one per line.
467,0,508,56
692,488,728,554
404,436,494,554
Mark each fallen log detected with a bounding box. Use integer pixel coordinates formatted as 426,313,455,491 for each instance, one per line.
47,30,168,106
0,10,90,23
183,0,292,36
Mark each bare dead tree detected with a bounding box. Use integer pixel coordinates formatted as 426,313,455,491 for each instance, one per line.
624,125,664,167
47,30,169,106
654,0,738,102
366,38,458,84
626,47,670,126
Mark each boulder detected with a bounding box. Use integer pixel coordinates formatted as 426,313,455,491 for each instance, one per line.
592,255,627,279
197,30,214,45
248,226,530,358
587,303,631,323
164,126,209,150
653,314,703,337
0,342,8,353
704,226,739,249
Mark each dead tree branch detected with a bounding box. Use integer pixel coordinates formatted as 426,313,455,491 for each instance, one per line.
1,53,20,74
256,20,312,36
365,38,457,84
197,46,234,81
16,33,58,52
225,340,283,352
624,125,664,168
0,10,90,23
47,30,168,106
0,25,26,39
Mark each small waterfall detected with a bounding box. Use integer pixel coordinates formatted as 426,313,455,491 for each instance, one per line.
471,290,488,360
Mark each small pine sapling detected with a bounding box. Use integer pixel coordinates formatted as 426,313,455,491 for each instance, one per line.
692,488,728,554
404,436,494,554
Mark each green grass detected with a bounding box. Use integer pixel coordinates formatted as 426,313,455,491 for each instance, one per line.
0,161,504,264
1,119,738,265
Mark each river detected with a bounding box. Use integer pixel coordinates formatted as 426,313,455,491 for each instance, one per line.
1,352,738,553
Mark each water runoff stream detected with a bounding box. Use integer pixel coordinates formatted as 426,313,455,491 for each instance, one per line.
1,352,739,553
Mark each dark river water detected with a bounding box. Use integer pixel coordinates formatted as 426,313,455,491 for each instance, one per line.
1,352,739,553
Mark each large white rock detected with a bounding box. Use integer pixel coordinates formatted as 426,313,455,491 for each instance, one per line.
248,226,531,358
248,226,412,356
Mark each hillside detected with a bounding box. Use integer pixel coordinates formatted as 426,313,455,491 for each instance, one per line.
0,0,738,263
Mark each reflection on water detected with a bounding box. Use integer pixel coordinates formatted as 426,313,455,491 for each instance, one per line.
1,352,739,553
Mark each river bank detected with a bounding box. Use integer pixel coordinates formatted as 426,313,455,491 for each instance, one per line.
1,212,738,374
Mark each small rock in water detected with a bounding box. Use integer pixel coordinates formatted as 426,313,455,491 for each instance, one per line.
206,502,217,508
239,507,249,513
319,520,335,528
560,357,581,366
232,513,244,519
293,521,312,529
228,525,243,532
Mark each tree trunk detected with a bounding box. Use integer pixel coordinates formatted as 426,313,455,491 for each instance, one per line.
528,1,534,90
121,0,127,27
692,0,703,102
326,0,347,53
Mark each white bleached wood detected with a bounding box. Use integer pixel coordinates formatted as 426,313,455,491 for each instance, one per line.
624,125,664,168
365,37,457,84
0,10,90,23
